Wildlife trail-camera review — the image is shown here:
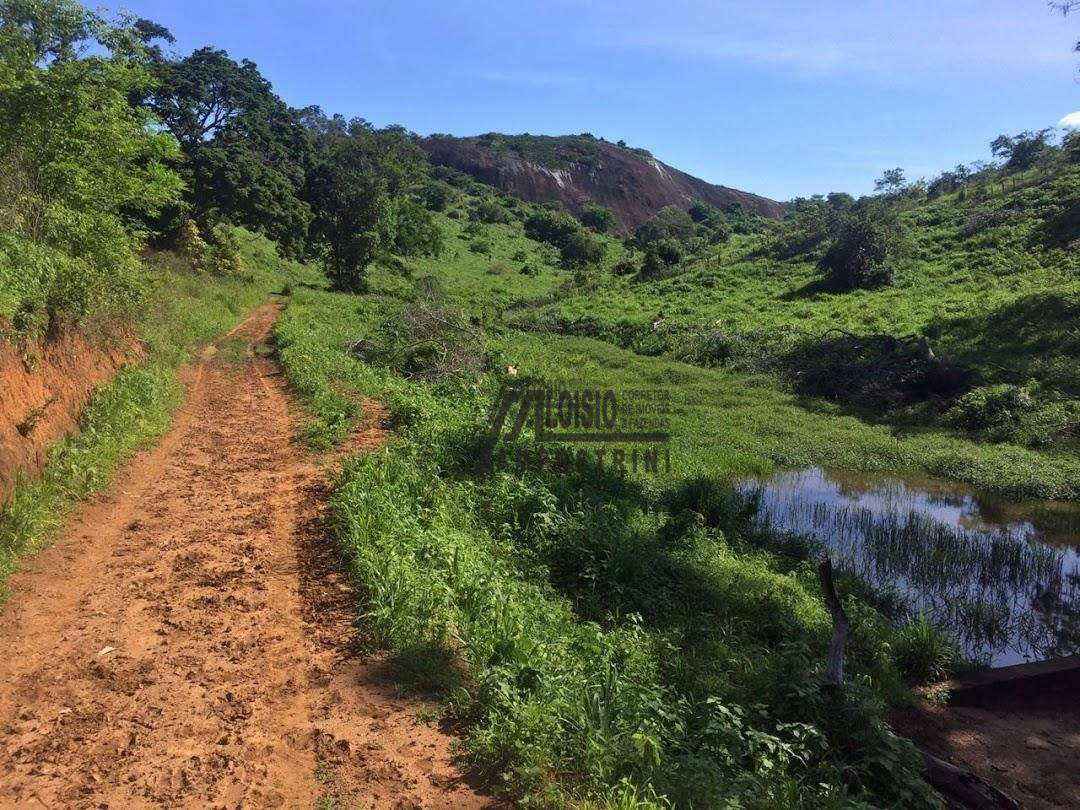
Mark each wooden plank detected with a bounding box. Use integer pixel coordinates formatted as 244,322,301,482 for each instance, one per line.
945,654,1080,707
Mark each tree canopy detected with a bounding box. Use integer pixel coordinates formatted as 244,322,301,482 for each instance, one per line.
146,47,312,254
0,0,183,326
302,112,431,291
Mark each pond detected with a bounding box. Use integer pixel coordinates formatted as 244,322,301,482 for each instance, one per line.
738,467,1080,667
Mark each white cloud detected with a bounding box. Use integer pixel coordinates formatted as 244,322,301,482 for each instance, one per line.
603,1,1078,78
1061,112,1080,129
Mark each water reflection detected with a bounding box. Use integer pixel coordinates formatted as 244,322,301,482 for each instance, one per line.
739,468,1080,667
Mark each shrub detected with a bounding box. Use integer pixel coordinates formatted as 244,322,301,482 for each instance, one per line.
207,227,246,278
176,219,209,273
579,204,615,233
892,614,956,683
817,203,906,290
559,229,605,268
634,206,696,250
419,180,456,211
473,199,512,224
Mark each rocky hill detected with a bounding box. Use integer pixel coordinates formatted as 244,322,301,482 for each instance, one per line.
419,133,784,232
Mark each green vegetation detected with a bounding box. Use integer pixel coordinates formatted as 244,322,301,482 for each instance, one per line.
275,285,939,808
0,0,183,334
508,146,1079,494
3,2,1078,806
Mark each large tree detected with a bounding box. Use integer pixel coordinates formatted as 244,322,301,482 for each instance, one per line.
301,112,430,291
146,47,312,254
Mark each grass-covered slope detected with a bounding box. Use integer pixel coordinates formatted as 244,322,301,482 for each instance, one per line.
275,284,942,809
412,157,1077,497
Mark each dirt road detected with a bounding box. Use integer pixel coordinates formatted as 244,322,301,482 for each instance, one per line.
0,302,489,809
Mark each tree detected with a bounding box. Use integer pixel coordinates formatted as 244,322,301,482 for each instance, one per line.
817,202,906,291
473,198,511,224
634,206,696,249
146,48,312,254
302,113,428,291
389,196,442,257
579,204,615,233
1064,129,1080,163
524,208,580,245
559,229,605,267
418,179,455,211
873,168,907,197
990,130,1053,172
638,238,682,280
0,0,183,322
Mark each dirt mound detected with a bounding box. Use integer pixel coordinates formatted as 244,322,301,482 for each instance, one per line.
420,133,784,232
0,324,140,502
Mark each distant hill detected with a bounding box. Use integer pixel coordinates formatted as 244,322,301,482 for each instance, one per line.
419,133,784,232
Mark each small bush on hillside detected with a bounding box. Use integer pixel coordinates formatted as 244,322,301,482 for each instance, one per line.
177,219,210,272
944,382,1078,446
523,209,605,268
207,227,247,278
634,206,696,249
817,203,906,290
638,239,683,280
419,180,456,211
613,256,637,276
559,229,605,267
947,383,1036,435
473,199,512,224
524,209,580,246
578,204,615,233
391,197,444,257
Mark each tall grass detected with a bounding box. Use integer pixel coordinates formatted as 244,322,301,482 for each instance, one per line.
276,286,940,808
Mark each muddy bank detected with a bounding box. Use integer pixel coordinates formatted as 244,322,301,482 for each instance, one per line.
0,324,140,501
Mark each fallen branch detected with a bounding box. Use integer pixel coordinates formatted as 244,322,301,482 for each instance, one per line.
921,750,1020,809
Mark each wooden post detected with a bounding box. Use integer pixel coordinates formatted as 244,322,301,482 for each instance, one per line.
817,558,850,688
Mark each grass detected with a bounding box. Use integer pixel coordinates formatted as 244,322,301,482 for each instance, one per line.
492,331,1080,499
356,164,1080,499
269,161,1077,805
0,228,311,594
274,285,943,808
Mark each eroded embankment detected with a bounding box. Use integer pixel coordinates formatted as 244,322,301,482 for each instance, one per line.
0,324,141,501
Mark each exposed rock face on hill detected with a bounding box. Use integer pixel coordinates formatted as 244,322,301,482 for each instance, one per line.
419,133,784,232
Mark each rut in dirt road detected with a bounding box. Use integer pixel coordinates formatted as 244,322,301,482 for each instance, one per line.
0,301,489,809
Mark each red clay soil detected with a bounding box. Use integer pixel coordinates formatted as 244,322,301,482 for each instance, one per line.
0,301,491,809
893,693,1080,809
0,323,140,502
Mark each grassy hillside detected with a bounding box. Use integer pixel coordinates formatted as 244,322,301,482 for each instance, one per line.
275,284,940,809
353,162,1080,499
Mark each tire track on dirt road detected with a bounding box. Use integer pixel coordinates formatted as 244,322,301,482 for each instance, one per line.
0,300,490,809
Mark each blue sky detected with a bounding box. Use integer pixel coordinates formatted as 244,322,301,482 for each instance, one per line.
121,0,1079,200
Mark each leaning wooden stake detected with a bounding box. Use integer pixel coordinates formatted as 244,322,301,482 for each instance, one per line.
816,564,1020,807
817,558,850,687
